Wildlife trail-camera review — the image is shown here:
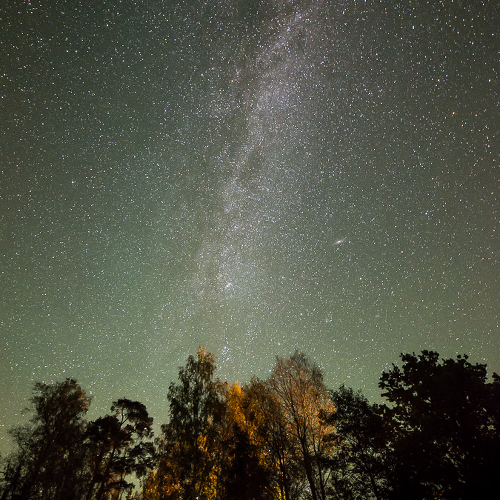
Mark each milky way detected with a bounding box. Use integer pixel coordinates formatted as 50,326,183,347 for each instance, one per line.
1,0,497,450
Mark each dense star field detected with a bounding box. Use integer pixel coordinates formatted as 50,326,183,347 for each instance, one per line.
0,0,497,451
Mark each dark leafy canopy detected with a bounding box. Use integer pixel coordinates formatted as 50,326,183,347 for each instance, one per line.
85,398,155,500
0,379,154,500
379,350,500,500
2,350,498,500
0,378,91,500
321,386,388,500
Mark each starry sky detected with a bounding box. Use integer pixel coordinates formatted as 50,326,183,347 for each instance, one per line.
1,0,497,451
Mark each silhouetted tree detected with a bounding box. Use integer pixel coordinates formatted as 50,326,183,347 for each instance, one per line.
85,399,154,500
321,385,388,499
0,378,91,500
379,350,500,500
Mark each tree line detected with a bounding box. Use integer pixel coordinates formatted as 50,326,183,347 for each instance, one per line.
1,348,498,500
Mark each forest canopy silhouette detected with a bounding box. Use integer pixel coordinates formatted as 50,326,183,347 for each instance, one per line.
1,349,498,500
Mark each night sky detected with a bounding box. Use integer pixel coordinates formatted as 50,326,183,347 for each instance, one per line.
1,0,497,451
